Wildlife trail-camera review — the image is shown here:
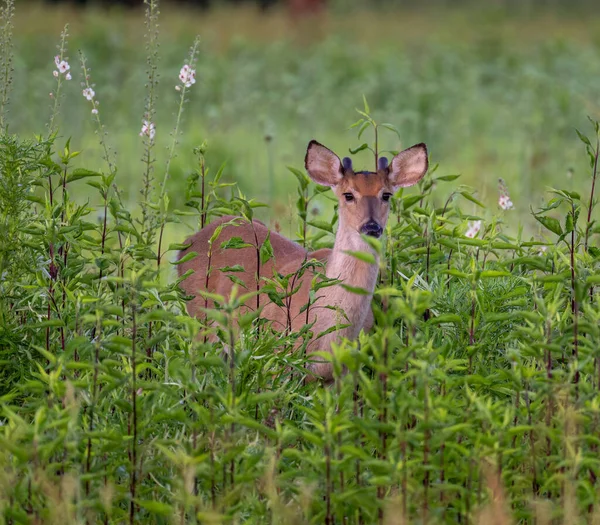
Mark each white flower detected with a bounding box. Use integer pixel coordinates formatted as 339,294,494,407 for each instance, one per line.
497,178,514,210
465,220,482,238
53,70,59,78
139,120,155,141
91,108,98,115
175,85,181,91
498,194,514,210
178,64,196,88
538,246,548,255
65,72,71,81
53,55,71,78
83,87,95,101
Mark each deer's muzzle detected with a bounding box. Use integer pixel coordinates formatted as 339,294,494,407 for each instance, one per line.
360,220,383,238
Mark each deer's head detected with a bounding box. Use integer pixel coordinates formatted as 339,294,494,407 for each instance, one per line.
305,140,429,238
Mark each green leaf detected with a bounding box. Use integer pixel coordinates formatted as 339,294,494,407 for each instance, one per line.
32,319,65,328
380,123,401,139
259,232,274,265
565,212,574,234
349,118,365,129
137,500,173,516
588,246,600,258
341,284,370,295
357,120,371,140
435,174,461,182
534,214,563,236
173,251,198,265
219,264,246,272
575,128,591,147
226,274,248,289
428,314,462,325
342,250,376,265
362,94,370,114
349,143,369,155
167,242,192,251
307,220,333,233
67,168,102,183
220,237,253,250
479,270,511,278
288,166,309,190
460,191,485,208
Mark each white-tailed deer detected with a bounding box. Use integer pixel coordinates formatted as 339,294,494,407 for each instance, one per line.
177,140,428,381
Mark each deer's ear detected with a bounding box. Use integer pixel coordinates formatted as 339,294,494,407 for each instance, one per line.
388,143,428,189
305,140,344,187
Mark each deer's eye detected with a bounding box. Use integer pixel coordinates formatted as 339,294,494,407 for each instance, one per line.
343,193,355,202
382,193,392,202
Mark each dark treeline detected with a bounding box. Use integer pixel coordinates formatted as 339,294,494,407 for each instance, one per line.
40,0,600,13
44,0,285,9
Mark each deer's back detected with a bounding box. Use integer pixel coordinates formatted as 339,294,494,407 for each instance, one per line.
177,216,312,321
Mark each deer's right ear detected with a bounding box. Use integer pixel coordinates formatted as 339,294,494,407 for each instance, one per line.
305,140,344,187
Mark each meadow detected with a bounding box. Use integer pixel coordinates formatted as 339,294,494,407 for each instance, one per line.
1,0,600,523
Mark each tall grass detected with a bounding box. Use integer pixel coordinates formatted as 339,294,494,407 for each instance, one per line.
1,1,600,523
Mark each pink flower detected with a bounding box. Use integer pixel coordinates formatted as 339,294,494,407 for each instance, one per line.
178,64,196,88
82,87,95,101
465,220,482,238
53,55,71,78
139,120,155,141
498,178,514,210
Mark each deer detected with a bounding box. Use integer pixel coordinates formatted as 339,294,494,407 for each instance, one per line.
177,140,428,382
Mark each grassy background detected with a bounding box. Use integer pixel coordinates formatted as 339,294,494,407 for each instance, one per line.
10,1,600,241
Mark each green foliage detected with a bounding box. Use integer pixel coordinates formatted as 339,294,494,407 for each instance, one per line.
1,2,600,524
0,116,599,522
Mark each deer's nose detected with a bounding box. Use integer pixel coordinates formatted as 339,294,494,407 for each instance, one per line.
360,220,383,238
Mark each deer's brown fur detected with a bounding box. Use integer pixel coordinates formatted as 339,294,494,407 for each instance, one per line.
177,140,428,381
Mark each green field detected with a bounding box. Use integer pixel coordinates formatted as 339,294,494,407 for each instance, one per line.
11,2,600,234
1,1,600,523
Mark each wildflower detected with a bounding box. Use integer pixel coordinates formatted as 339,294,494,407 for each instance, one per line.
538,246,548,255
178,64,196,88
498,194,513,210
498,178,514,210
82,87,95,101
465,220,482,238
58,61,70,74
91,108,98,115
175,85,181,91
139,120,155,141
53,55,71,78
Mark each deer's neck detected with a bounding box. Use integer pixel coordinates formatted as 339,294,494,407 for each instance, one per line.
323,222,380,332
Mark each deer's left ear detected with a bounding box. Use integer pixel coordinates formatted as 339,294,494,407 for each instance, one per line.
388,143,428,189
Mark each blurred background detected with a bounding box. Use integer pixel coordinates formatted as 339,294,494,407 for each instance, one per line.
11,0,600,237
